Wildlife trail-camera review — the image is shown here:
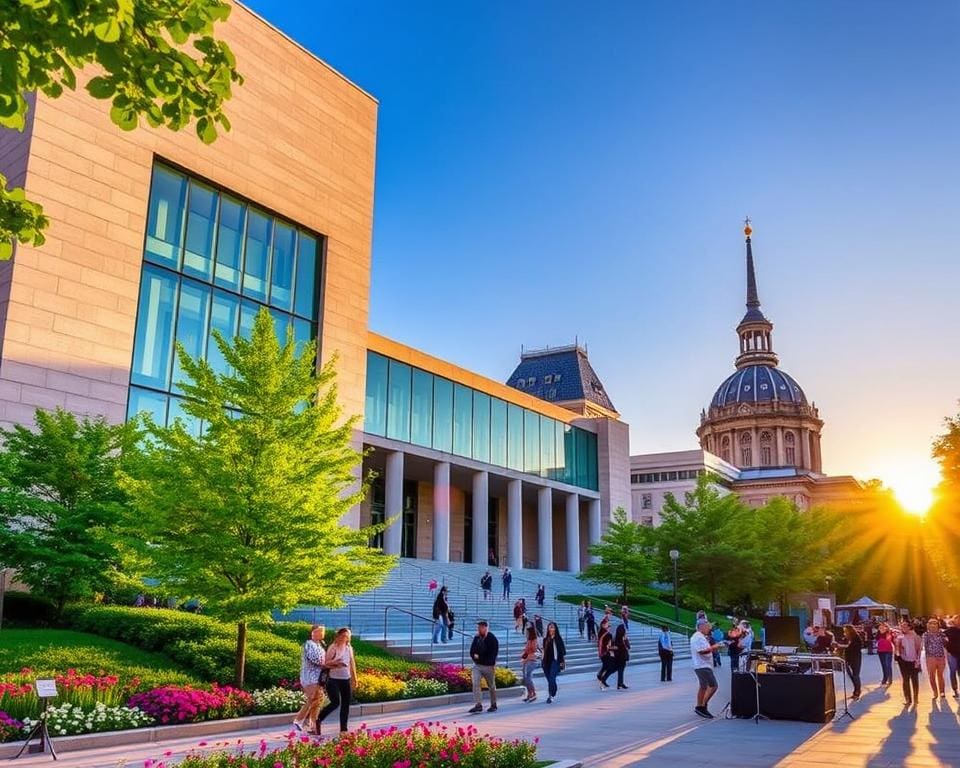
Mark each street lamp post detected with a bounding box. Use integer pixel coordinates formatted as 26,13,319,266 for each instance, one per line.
669,549,680,622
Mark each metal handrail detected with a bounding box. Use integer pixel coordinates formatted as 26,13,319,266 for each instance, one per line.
398,559,424,582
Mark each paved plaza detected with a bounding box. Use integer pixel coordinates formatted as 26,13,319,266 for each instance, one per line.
13,654,960,768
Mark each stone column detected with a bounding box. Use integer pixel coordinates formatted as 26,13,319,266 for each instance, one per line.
507,479,522,570
775,427,784,466
383,450,404,556
588,499,602,564
565,492,580,573
471,471,489,565
432,461,450,562
802,429,811,471
537,486,553,571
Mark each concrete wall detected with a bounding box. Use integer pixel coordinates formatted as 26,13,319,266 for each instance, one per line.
0,4,377,432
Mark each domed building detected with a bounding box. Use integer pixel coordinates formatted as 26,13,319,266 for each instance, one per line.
696,220,824,474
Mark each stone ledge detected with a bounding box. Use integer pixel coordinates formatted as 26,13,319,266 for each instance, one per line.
0,687,525,758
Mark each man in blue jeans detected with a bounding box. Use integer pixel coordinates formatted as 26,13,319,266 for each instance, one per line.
468,620,500,713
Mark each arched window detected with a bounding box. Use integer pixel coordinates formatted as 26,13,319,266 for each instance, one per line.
740,432,752,466
784,431,796,465
760,430,772,466
721,435,731,463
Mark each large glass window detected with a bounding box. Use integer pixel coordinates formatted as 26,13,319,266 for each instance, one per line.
410,369,433,447
523,409,540,475
453,384,473,457
386,360,411,442
540,415,556,479
507,403,524,472
490,398,507,467
128,163,324,432
432,378,453,453
364,352,388,437
472,392,491,464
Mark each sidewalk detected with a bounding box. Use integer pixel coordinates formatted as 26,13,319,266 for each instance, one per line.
12,656,960,767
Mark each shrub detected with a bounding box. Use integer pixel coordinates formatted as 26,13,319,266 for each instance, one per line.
456,666,517,691
175,722,539,767
0,593,57,628
353,672,405,703
20,702,152,737
0,711,22,743
409,663,471,693
401,677,447,699
249,687,307,714
126,684,253,724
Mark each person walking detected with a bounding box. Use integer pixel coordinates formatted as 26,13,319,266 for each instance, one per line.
596,618,615,690
535,584,545,607
467,620,499,713
432,586,450,645
837,624,863,700
922,617,948,700
585,603,597,642
577,601,586,638
520,626,540,702
513,599,524,633
876,621,895,686
542,622,566,703
293,624,326,732
620,603,630,632
315,628,357,736
611,623,631,689
658,625,674,682
691,620,724,718
502,568,512,600
895,619,922,706
944,615,960,698
480,570,493,601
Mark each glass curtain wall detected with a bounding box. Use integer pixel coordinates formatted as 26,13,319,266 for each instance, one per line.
128,163,323,429
364,351,599,491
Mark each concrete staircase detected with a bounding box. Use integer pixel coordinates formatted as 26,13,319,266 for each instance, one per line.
280,558,690,674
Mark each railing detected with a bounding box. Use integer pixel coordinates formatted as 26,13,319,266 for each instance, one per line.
398,559,424,583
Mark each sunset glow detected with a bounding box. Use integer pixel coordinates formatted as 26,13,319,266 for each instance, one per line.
876,457,940,516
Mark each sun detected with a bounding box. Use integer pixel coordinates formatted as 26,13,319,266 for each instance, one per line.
870,455,939,517
892,483,934,516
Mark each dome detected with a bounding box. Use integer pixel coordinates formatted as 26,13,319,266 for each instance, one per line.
710,365,808,409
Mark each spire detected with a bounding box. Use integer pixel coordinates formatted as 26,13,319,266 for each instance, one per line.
744,217,760,312
734,218,778,369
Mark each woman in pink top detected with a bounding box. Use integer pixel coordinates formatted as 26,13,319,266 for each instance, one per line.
876,622,895,686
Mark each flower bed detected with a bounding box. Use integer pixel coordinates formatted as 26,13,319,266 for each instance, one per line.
173,722,539,768
21,702,153,736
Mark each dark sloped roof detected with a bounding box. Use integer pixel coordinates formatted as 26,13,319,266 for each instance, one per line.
711,365,807,408
506,346,616,413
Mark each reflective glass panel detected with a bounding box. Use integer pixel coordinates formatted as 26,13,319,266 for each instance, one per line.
472,392,490,463
270,222,296,311
540,416,555,479
171,279,210,394
269,307,290,346
575,428,590,489
452,384,472,457
586,431,598,491
364,352,388,437
490,398,507,467
182,181,217,280
563,424,576,485
432,378,453,453
386,360,411,442
507,404,524,472
524,410,540,474
292,318,312,360
145,166,186,267
207,290,239,377
553,420,566,483
168,396,201,437
411,369,433,447
214,196,245,290
127,387,168,425
239,299,258,340
242,209,272,302
131,265,178,389
294,234,318,319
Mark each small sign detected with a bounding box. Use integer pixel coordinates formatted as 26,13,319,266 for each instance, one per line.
34,679,57,699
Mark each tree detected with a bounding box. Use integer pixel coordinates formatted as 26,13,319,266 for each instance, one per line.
121,309,395,687
927,404,960,592
0,408,136,614
578,507,654,602
0,0,242,257
654,474,751,610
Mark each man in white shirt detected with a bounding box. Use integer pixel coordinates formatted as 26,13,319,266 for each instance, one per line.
691,620,724,718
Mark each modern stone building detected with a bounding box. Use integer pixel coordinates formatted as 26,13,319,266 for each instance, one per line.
0,3,629,571
630,222,861,519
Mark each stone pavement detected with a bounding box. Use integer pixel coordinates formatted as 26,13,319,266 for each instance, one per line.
13,655,960,767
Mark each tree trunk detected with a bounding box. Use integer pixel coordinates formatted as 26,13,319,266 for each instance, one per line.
234,621,247,688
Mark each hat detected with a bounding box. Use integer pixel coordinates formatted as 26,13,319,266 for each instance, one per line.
477,620,488,627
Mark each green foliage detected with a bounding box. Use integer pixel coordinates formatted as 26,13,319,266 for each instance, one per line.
0,628,199,689
120,309,396,686
578,507,655,602
0,408,137,613
0,0,241,255
0,591,58,627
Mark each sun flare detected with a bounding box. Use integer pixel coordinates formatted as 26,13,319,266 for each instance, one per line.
880,460,939,516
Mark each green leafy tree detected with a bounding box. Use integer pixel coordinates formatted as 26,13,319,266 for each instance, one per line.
0,408,136,614
0,0,242,257
927,405,960,592
654,474,751,610
121,309,395,687
578,507,654,602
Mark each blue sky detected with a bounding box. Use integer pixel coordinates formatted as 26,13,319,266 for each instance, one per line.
249,1,960,507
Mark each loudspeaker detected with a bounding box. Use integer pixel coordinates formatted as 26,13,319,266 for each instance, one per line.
762,616,801,647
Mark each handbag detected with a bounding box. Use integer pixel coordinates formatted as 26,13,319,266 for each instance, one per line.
318,668,330,686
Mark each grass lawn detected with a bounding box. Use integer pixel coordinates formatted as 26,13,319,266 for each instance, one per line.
557,594,762,634
0,629,200,686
